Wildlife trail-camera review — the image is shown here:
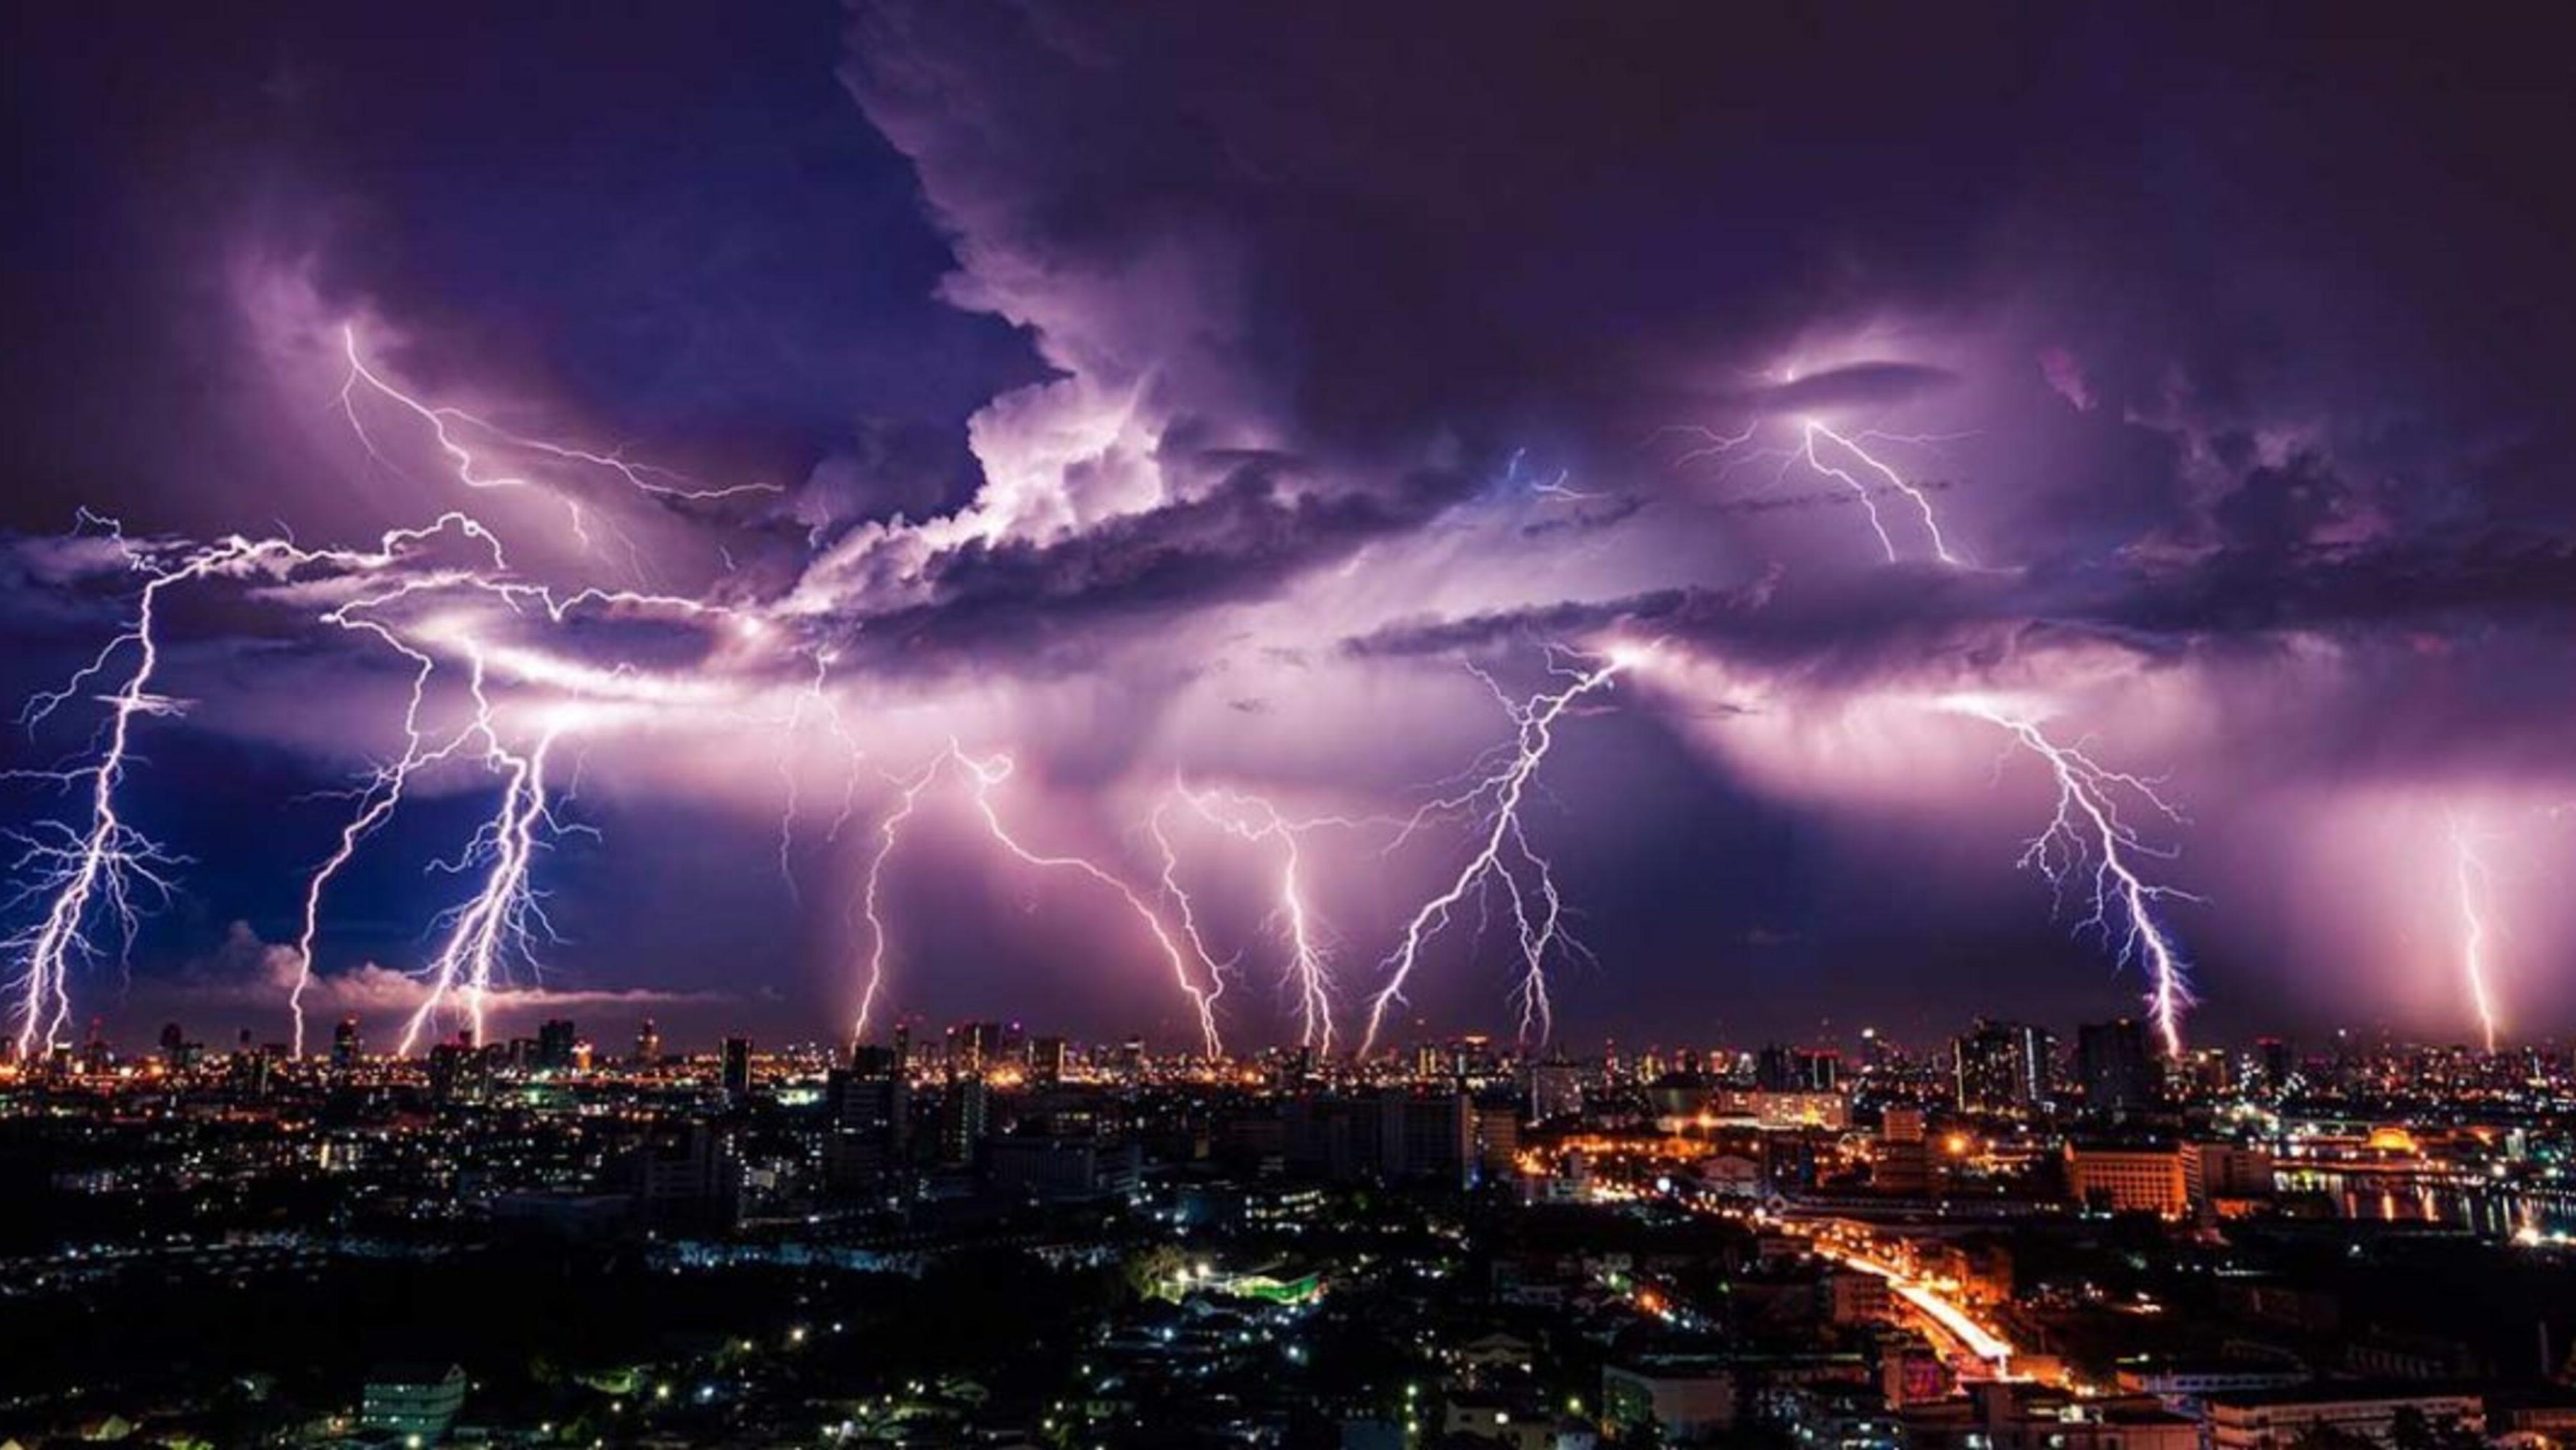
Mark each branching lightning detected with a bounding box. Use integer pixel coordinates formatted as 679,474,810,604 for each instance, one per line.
1359,647,1631,1057
396,703,576,1056
2447,813,2502,1053
1944,697,2199,1054
850,745,1229,1058
7,513,514,1056
337,328,778,508
6,342,803,1056
1162,783,1352,1055
1670,417,1964,565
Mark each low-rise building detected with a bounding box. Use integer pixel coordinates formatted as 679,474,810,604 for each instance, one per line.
360,1362,468,1445
1602,1355,1739,1442
2204,1383,2485,1450
1902,1381,2196,1450
2064,1143,2189,1217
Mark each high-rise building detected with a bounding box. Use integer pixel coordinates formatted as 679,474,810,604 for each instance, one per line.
633,1018,662,1066
331,1016,363,1072
1031,1036,1069,1085
1757,1045,1842,1092
1530,1055,1584,1123
1374,1090,1475,1188
627,1122,743,1227
940,1075,989,1164
946,1021,1003,1076
2076,1019,2161,1121
721,1036,754,1099
428,1037,490,1103
537,1018,578,1073
1954,1020,2055,1115
1794,1048,1842,1093
826,1045,913,1188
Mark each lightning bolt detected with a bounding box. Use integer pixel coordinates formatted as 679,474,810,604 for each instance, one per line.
1668,417,1963,565
1942,697,2198,1055
337,327,779,508
850,757,941,1046
771,652,866,904
2447,813,2502,1053
850,745,1228,1058
7,513,520,1057
9,339,818,1057
1161,783,1347,1055
1359,647,1631,1057
395,680,579,1056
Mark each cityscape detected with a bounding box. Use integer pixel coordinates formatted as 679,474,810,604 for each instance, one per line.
8,2,2576,1448
1,1015,2571,1447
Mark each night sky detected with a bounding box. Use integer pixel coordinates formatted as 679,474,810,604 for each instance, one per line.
5,3,2573,1056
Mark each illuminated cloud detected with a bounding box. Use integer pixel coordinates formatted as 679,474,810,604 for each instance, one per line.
6,3,2576,1050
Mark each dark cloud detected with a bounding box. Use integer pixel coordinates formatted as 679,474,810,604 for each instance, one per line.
844,457,1483,670
9,2,2576,1047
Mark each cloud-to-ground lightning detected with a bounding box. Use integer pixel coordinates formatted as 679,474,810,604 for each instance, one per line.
850,745,1229,1058
1942,696,2198,1054
1359,647,1632,1057
850,756,942,1046
2447,813,2502,1053
1165,783,1344,1054
8,513,509,1056
397,709,576,1055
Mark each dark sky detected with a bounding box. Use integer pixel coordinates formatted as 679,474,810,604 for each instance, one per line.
4,2,2574,1058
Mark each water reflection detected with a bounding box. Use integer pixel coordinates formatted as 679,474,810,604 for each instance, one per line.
2277,1169,2576,1240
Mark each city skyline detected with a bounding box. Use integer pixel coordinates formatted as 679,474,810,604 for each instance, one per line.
10,5,2576,1058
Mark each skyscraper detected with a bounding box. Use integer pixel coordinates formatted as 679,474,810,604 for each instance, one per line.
633,1018,662,1066
826,1045,912,1188
946,1021,1003,1076
1530,1055,1584,1123
721,1036,754,1099
1954,1020,2055,1115
331,1016,363,1072
2075,1019,2161,1122
536,1018,578,1073
939,1075,988,1164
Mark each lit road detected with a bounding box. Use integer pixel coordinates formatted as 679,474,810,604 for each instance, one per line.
1798,1225,2018,1372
